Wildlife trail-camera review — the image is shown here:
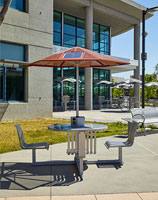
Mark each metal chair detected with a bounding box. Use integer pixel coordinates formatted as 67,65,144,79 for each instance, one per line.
15,124,49,164
105,119,138,165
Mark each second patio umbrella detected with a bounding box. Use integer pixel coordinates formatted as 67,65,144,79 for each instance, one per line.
28,46,129,118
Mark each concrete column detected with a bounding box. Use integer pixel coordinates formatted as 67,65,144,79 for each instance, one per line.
134,23,140,108
85,0,93,110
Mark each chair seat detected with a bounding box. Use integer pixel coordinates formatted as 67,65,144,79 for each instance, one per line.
105,141,127,148
24,142,49,150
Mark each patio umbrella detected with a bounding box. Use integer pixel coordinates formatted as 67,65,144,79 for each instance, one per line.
145,82,158,87
54,76,81,83
28,46,129,117
95,80,112,85
125,77,141,84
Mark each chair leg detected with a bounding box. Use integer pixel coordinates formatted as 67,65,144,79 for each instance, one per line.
32,149,36,164
118,147,123,165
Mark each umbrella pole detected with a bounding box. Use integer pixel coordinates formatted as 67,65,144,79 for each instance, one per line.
76,65,79,117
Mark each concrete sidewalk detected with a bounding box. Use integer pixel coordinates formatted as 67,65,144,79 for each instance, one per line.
1,192,158,200
1,131,158,199
53,109,131,123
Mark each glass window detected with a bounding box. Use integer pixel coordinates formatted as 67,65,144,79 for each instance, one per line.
53,11,110,53
54,32,62,45
54,11,62,32
93,69,110,104
0,42,25,61
77,18,85,38
63,35,76,47
6,68,24,101
53,68,61,103
0,0,25,12
77,38,85,47
93,23,110,55
0,42,26,102
53,11,62,46
64,14,76,36
0,68,3,100
53,67,85,105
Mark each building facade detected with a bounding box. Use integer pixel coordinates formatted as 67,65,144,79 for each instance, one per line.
0,0,152,121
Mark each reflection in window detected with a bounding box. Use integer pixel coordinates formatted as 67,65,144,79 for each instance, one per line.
6,68,24,101
0,42,26,102
93,69,110,104
53,67,85,105
0,68,3,100
53,11,110,55
53,11,62,46
0,0,25,12
93,23,110,55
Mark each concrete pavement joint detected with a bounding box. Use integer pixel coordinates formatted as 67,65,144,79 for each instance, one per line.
135,141,158,156
137,193,144,200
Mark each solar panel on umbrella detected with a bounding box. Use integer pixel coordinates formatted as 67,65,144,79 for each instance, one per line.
63,52,83,58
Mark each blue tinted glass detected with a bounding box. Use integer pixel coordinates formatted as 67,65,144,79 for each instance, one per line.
77,18,85,38
54,11,62,32
17,0,24,11
64,34,75,46
0,0,4,6
64,24,75,36
7,0,25,11
63,44,75,48
10,0,16,9
77,27,85,38
54,32,61,44
64,14,76,36
64,52,82,58
77,38,85,47
100,25,110,36
93,41,99,50
54,21,62,32
100,34,109,43
93,33,99,42
0,42,25,61
100,42,105,50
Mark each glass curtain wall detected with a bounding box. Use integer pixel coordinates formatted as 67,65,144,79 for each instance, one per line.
53,11,110,54
0,42,25,101
53,67,85,105
53,11,110,106
93,23,110,55
93,69,110,104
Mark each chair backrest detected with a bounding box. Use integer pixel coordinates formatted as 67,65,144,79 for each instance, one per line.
15,124,27,149
126,120,138,146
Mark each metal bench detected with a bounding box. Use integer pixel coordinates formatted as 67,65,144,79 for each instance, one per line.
130,108,158,134
105,119,139,165
15,124,49,164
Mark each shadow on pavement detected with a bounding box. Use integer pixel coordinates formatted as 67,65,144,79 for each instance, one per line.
115,129,158,139
101,110,130,113
0,162,83,190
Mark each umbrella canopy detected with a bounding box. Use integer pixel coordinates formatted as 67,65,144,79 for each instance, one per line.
145,82,158,87
125,78,141,84
117,83,131,89
54,76,81,83
95,80,112,85
28,46,129,117
29,46,129,68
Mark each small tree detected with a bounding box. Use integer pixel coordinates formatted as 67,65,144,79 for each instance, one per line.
155,63,158,74
0,0,12,25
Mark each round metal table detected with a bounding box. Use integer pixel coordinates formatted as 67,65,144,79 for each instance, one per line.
48,123,107,177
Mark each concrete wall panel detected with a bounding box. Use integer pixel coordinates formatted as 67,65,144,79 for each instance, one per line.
29,0,53,33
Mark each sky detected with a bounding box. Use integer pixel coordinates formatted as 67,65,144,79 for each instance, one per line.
111,0,158,78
